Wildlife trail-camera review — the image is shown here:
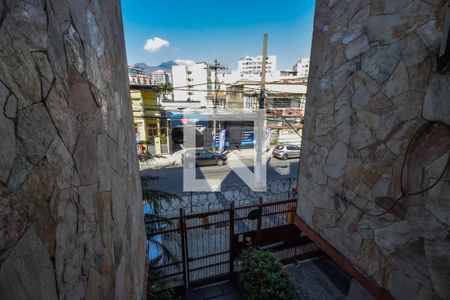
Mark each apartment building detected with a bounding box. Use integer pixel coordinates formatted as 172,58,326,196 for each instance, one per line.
292,58,310,78
238,55,277,76
128,65,152,85
151,69,171,85
170,62,211,110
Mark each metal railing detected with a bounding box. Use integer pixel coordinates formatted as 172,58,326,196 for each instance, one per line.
142,177,297,217
144,178,322,295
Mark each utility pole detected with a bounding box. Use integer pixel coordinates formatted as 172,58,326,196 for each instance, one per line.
259,33,268,109
207,59,227,151
256,33,268,190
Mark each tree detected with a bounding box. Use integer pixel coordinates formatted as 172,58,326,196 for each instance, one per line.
158,84,173,101
142,175,180,299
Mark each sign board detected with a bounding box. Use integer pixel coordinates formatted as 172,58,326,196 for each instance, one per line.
240,130,255,147
213,129,229,150
218,129,226,153
154,136,161,155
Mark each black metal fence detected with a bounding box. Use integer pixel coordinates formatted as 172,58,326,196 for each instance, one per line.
144,178,322,295
142,177,298,217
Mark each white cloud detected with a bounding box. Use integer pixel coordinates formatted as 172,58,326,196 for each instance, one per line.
144,37,169,52
175,59,195,66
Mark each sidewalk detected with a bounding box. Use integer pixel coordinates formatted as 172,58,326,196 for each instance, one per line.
139,147,273,170
139,150,184,169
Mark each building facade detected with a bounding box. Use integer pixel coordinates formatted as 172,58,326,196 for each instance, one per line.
171,62,211,109
293,58,310,78
226,80,307,111
128,65,152,86
238,55,277,76
151,69,170,85
130,87,171,154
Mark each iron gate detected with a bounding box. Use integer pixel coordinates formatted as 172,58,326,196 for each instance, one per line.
145,194,322,295
183,206,233,288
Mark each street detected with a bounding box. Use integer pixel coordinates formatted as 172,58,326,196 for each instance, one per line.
143,155,300,285
140,156,299,193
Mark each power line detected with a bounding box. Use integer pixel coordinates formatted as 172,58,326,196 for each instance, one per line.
170,80,307,93
170,86,307,96
265,99,303,138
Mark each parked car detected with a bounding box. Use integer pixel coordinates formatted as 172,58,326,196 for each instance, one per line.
272,144,301,160
182,149,227,168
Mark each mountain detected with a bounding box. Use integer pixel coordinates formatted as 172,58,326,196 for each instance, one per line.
134,61,177,75
158,60,177,69
135,62,150,69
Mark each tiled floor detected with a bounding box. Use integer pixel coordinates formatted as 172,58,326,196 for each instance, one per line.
286,256,352,300
185,281,244,300
184,256,371,300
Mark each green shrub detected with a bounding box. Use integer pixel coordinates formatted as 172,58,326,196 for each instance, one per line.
238,248,298,300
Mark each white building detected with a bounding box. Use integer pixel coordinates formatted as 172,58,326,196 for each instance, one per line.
128,65,152,86
229,80,307,110
169,62,211,110
238,55,277,76
151,69,171,85
293,58,310,78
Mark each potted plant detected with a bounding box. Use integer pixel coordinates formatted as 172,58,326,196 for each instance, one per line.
238,247,298,300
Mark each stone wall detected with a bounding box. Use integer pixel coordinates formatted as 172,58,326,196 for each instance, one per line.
0,0,146,299
298,0,450,299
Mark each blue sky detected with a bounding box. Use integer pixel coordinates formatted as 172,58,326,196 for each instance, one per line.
121,0,315,70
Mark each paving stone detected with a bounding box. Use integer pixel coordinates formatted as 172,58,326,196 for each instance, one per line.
45,85,80,153
387,270,419,300
350,123,374,150
347,278,376,300
364,91,395,115
371,175,390,198
424,239,450,298
6,156,32,193
32,51,55,83
287,257,351,300
374,221,413,256
0,226,58,300
332,61,357,95
423,74,450,126
383,61,409,98
0,15,42,108
313,208,340,229
342,6,369,45
370,0,385,16
17,103,57,165
361,43,401,85
324,142,348,179
4,93,17,119
351,84,370,112
388,240,432,289
64,25,86,75
345,34,370,60
400,32,429,67
45,136,75,189
0,110,15,184
417,19,442,53
366,1,431,44
384,0,414,13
